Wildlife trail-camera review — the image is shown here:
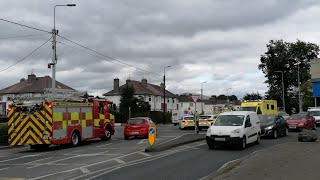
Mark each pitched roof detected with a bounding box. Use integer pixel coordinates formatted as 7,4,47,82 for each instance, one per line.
0,75,74,95
177,95,202,102
103,80,176,98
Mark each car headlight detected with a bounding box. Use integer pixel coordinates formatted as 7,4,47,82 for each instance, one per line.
230,129,240,134
265,125,273,130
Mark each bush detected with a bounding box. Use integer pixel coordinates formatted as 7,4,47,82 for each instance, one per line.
0,123,8,144
0,116,8,123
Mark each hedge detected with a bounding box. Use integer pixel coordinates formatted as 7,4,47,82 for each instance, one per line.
0,116,8,124
0,123,8,144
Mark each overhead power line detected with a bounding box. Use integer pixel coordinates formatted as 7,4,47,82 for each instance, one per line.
0,18,51,33
58,35,162,77
0,37,52,73
0,33,49,40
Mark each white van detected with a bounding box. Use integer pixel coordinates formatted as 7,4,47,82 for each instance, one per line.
308,107,320,125
206,111,261,150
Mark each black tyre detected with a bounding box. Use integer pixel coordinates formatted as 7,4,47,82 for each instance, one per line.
207,143,215,149
101,127,112,141
284,128,288,136
273,130,278,139
198,127,203,131
255,134,261,144
71,132,80,146
239,136,246,150
313,124,317,130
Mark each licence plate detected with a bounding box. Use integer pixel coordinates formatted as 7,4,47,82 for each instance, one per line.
131,132,139,134
215,138,225,141
289,125,296,129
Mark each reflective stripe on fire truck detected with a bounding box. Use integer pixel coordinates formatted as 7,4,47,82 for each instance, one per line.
8,102,53,146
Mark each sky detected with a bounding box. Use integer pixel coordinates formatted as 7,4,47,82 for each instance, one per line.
0,0,319,98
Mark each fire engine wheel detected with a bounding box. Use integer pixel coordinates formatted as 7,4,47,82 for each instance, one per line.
71,132,80,146
101,127,112,141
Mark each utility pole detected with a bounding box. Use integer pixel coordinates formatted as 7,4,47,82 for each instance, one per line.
50,4,76,94
163,65,171,124
201,81,207,114
297,62,302,112
227,88,232,107
275,71,285,112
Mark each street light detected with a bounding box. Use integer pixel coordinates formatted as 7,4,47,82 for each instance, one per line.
227,88,232,105
275,71,285,112
163,65,171,124
201,81,207,114
290,57,303,113
50,4,76,92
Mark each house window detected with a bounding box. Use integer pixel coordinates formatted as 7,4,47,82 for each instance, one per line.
267,104,269,110
190,103,194,107
271,105,275,110
172,99,175,103
149,96,151,102
167,99,169,103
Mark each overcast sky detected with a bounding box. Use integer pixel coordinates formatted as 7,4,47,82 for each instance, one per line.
0,0,319,98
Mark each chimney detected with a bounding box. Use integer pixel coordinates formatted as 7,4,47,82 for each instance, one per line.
27,74,36,84
20,78,26,82
160,83,164,89
114,78,120,93
141,78,147,87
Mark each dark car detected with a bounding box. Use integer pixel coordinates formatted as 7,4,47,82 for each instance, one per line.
259,115,288,139
287,113,316,131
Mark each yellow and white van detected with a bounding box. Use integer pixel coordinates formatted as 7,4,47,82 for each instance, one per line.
240,100,278,115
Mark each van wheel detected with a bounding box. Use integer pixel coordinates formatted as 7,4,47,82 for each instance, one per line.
71,132,80,146
284,128,288,136
239,137,246,150
255,134,261,144
101,127,112,141
208,143,215,149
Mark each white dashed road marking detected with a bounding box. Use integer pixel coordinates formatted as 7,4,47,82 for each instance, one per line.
96,143,112,148
80,167,90,174
114,158,126,164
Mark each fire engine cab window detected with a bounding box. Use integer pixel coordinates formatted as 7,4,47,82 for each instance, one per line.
81,107,92,112
68,107,80,112
53,107,66,113
127,119,145,124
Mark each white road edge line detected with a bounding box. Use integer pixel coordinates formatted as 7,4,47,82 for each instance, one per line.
114,158,126,164
157,134,187,145
96,143,112,148
80,167,90,174
138,152,151,157
27,155,80,169
0,167,10,171
137,139,147,144
25,157,53,165
0,154,39,163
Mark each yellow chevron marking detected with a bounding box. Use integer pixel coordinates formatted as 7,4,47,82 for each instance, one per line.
44,104,52,114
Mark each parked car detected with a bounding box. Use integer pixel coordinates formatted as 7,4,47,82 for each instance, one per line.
287,113,316,131
259,115,288,138
278,111,290,120
179,115,195,130
124,117,156,140
198,114,217,131
206,111,261,150
307,107,320,126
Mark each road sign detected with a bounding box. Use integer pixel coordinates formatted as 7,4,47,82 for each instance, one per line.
191,95,199,102
148,126,156,146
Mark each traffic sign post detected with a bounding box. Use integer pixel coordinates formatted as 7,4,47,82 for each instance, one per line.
191,95,200,134
148,126,156,147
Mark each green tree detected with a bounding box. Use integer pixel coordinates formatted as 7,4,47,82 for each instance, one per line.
119,84,138,119
258,39,319,113
228,95,238,101
301,81,314,111
217,94,227,100
243,92,263,100
137,96,151,112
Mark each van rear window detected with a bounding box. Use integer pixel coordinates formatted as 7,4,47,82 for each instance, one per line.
127,119,145,124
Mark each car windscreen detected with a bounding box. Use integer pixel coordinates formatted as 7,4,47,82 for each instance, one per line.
289,114,306,120
240,107,256,112
184,117,194,120
259,115,276,123
127,119,145,124
308,111,320,116
214,115,244,126
278,112,288,116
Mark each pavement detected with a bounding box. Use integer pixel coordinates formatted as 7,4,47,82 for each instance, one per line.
210,141,320,180
145,133,205,152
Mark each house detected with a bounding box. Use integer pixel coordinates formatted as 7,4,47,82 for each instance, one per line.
103,78,178,112
0,73,74,116
176,94,205,114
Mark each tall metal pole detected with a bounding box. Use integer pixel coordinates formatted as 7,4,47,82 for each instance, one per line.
275,71,285,112
298,62,302,112
163,65,171,124
201,81,207,114
51,4,76,93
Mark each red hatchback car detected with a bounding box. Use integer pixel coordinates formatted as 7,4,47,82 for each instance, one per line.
287,113,316,131
124,117,156,140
